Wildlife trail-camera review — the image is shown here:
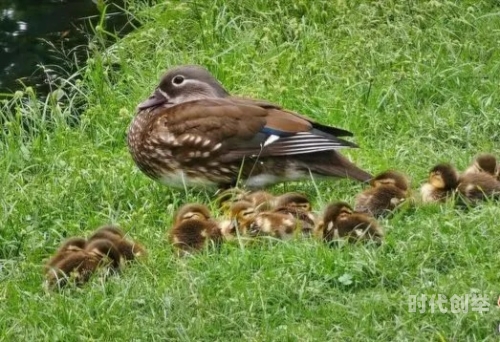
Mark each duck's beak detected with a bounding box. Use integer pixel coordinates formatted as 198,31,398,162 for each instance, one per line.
137,88,170,110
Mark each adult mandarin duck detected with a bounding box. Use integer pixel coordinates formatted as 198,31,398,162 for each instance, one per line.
128,65,372,189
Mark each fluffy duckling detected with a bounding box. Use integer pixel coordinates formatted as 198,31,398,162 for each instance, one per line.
222,200,299,239
463,153,498,177
169,203,222,254
247,212,298,240
218,201,259,239
420,163,459,203
319,202,383,244
88,225,147,261
457,172,500,205
354,170,410,217
46,238,122,289
272,192,316,235
44,237,87,272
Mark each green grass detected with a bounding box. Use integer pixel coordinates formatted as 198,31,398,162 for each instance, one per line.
2,0,500,340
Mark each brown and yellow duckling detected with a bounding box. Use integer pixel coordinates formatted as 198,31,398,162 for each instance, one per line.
46,238,122,289
246,211,298,240
354,170,410,217
272,192,316,235
420,163,459,203
169,203,223,254
88,225,147,261
219,200,258,238
318,202,383,244
222,200,299,240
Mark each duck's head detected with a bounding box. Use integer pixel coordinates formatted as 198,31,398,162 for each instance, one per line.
138,65,229,110
275,192,311,212
322,202,353,223
86,238,123,269
59,237,87,252
370,170,409,192
429,163,459,190
92,225,125,238
473,153,497,175
175,203,212,224
229,201,257,223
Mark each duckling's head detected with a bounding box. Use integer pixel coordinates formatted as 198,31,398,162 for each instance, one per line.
58,237,87,252
215,188,248,209
275,192,311,212
322,202,353,223
85,239,123,269
370,170,409,192
175,203,212,224
138,65,229,110
92,225,125,238
229,201,257,223
245,191,275,209
429,164,459,190
474,154,497,175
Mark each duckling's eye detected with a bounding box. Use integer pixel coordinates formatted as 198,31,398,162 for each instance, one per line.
172,75,185,86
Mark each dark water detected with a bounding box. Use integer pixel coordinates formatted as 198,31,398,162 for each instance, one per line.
0,0,131,95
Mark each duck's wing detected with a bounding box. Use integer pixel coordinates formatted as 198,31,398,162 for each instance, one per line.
147,98,357,163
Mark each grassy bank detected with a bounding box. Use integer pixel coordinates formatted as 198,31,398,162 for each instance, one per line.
2,0,500,340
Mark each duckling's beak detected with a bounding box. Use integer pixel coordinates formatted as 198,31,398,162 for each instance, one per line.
137,88,170,110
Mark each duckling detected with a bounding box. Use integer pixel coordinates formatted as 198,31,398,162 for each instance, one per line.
272,192,316,235
247,211,298,240
463,153,498,177
223,200,299,239
457,172,500,205
227,200,258,235
46,238,122,289
354,170,410,217
44,237,87,272
420,163,459,203
319,202,383,244
88,225,147,261
169,203,222,254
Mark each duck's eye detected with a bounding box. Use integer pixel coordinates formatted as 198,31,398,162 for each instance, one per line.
172,75,185,85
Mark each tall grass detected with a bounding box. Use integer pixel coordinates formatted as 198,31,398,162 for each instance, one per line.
2,0,500,340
